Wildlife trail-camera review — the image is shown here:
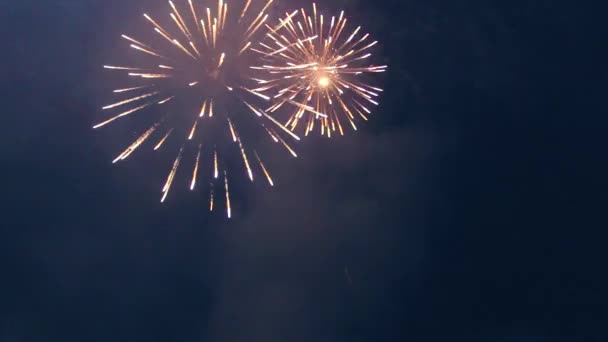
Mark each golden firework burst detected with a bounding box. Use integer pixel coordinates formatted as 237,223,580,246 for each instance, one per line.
253,3,387,137
96,0,301,218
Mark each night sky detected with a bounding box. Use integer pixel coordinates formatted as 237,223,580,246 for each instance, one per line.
2,0,606,340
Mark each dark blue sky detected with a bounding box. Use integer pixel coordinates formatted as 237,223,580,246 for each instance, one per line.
1,0,605,340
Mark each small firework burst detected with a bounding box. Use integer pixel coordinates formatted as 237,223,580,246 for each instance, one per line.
96,0,300,218
253,3,387,138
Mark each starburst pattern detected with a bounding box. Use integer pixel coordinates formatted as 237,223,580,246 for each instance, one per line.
253,3,387,137
95,0,300,218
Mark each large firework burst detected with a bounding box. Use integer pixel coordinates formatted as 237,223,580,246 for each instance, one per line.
96,0,300,218
253,3,387,137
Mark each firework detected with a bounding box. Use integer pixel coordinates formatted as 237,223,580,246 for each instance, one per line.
96,0,299,217
254,3,387,137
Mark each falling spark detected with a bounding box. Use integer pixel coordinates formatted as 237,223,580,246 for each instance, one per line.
161,147,184,203
237,138,254,181
213,148,219,179
254,151,274,186
227,118,238,142
276,133,298,157
198,100,208,117
209,186,215,211
190,144,202,190
224,171,231,218
188,118,198,140
113,123,159,163
154,128,174,150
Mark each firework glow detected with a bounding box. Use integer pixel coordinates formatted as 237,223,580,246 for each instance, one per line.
254,3,387,137
96,0,301,217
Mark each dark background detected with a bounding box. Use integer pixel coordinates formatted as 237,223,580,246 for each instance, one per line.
2,0,606,340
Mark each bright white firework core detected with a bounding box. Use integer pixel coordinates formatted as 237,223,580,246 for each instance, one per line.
317,76,330,87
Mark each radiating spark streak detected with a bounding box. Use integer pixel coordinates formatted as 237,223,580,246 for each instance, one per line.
113,85,153,93
240,0,252,19
259,61,317,70
188,118,198,140
244,101,263,117
264,126,280,142
188,0,201,32
144,13,170,36
264,36,318,57
268,10,297,34
275,134,298,157
200,19,210,45
154,128,174,150
169,1,192,38
213,148,219,179
239,41,252,55
158,96,175,104
227,118,238,142
189,81,199,86
130,44,165,58
217,0,224,33
206,8,212,38
209,187,215,211
260,0,273,16
243,87,270,100
209,99,214,117
121,35,151,49
287,100,327,117
199,100,207,117
129,73,172,78
171,13,189,39
102,91,159,110
93,102,152,129
161,147,183,203
154,27,176,46
113,123,159,163
104,65,143,70
189,41,201,56
217,0,223,29
353,99,371,114
237,138,253,181
245,13,268,40
262,111,301,141
190,144,202,190
154,27,173,48
224,171,231,218
221,2,228,31
172,39,196,59
245,8,266,35
254,151,274,186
